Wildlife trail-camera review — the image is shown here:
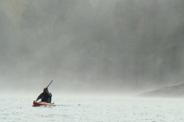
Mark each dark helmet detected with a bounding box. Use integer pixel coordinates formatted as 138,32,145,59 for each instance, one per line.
43,88,49,92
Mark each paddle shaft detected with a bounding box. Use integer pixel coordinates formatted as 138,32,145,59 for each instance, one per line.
46,80,53,88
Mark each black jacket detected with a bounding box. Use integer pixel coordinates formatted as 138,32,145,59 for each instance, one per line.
36,91,52,103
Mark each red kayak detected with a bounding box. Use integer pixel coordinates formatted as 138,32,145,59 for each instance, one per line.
32,101,55,107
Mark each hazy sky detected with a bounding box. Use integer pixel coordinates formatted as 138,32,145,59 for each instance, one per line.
0,0,183,94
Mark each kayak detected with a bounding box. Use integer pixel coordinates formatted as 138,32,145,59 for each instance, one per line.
32,101,55,107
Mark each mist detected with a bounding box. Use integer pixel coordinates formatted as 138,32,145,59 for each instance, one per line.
0,0,183,94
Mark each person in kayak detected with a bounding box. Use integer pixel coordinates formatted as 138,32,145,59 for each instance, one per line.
36,87,52,103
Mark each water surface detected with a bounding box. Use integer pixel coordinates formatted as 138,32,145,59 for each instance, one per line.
0,96,183,122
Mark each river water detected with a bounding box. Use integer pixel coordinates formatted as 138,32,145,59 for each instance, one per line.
0,96,184,122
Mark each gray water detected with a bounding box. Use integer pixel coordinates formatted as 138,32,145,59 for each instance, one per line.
0,96,184,122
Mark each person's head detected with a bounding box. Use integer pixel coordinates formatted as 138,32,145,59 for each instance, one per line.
43,88,49,92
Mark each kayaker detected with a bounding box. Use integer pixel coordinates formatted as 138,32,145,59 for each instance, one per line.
36,87,52,103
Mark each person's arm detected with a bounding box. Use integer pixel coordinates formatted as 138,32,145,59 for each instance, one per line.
36,93,43,101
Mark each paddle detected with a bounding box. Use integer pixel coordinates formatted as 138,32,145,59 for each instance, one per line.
46,80,54,88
